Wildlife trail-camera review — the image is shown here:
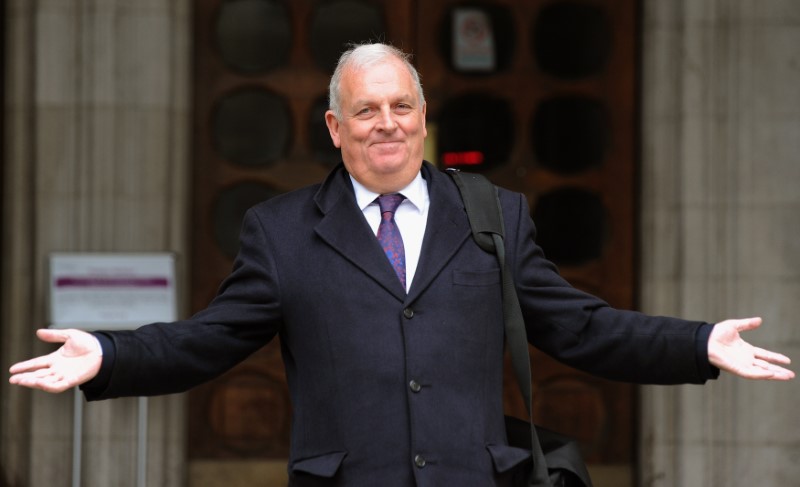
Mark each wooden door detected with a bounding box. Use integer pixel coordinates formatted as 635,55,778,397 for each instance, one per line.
190,1,638,484
415,1,639,479
189,0,415,483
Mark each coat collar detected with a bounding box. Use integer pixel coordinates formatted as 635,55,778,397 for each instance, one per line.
312,162,471,303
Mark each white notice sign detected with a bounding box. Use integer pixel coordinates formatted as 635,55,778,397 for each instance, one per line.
49,253,177,330
452,8,496,72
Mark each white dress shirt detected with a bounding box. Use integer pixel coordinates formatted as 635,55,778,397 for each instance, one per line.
350,172,430,292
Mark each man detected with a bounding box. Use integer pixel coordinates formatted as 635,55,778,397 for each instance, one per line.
9,43,794,486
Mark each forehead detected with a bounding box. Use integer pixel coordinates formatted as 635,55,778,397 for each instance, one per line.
341,59,417,102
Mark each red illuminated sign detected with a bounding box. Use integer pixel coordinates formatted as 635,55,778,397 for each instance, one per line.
442,151,485,167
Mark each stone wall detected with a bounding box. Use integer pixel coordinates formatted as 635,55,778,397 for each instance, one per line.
1,1,190,485
639,1,800,485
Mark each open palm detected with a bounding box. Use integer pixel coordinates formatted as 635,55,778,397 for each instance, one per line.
8,328,102,393
708,317,794,380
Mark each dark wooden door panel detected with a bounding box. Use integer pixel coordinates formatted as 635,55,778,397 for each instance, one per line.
415,0,638,464
190,0,416,460
190,0,638,477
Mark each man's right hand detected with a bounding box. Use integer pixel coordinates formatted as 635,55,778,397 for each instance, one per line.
8,329,103,393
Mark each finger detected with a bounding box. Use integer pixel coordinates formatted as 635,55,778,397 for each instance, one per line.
29,367,58,380
36,328,71,344
13,374,73,393
753,359,796,380
753,347,792,365
9,366,54,383
8,354,54,374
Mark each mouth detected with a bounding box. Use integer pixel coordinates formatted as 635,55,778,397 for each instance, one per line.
370,140,404,152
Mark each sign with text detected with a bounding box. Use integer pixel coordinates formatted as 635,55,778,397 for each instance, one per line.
49,253,177,330
452,7,496,72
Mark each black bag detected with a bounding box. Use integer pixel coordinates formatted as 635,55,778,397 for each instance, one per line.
505,416,592,487
448,169,593,487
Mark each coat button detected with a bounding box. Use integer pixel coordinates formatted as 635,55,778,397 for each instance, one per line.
414,454,426,468
409,380,421,392
403,308,414,319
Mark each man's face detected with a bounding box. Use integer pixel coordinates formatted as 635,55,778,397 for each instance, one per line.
325,58,427,194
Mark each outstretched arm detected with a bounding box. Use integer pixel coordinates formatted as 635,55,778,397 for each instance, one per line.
8,328,103,393
708,317,794,380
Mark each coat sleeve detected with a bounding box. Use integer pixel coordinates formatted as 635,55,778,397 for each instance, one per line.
500,190,717,385
83,207,283,400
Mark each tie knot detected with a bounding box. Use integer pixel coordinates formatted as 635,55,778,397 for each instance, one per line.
377,194,405,214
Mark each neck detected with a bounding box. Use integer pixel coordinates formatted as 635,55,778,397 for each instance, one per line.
352,170,422,195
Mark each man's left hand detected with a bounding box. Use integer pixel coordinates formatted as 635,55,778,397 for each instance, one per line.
708,317,795,380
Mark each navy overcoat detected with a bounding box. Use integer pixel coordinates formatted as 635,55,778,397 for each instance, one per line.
85,162,714,486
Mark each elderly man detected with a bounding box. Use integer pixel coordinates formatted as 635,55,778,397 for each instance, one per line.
9,43,793,487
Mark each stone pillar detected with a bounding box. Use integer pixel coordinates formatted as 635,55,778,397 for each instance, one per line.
639,1,800,486
2,1,190,486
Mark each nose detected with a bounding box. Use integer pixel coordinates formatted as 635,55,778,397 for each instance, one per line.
376,106,397,132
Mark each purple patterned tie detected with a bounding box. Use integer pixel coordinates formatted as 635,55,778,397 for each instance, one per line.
376,194,406,288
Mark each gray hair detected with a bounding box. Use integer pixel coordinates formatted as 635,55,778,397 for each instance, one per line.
328,43,425,120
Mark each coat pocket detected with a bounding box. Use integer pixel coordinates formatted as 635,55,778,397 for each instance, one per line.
290,451,348,478
485,443,531,474
453,269,501,286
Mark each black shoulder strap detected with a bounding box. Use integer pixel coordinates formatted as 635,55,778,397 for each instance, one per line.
445,168,504,253
446,168,552,487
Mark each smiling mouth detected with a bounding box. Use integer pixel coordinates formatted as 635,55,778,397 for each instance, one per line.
370,141,404,151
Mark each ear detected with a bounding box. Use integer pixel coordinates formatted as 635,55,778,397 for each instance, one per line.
421,102,427,138
325,110,342,148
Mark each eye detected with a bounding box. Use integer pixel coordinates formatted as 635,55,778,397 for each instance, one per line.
395,103,413,114
355,107,375,118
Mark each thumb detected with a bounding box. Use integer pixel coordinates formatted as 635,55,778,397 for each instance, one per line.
716,317,762,333
729,317,762,333
35,328,72,344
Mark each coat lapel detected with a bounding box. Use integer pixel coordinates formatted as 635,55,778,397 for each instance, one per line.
406,164,472,302
313,165,407,301
312,163,473,303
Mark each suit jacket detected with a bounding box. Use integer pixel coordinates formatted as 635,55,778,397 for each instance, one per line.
85,162,714,486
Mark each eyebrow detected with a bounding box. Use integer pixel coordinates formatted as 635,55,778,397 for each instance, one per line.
351,93,417,108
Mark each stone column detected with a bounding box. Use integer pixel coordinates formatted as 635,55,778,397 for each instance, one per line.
2,1,190,486
639,1,800,486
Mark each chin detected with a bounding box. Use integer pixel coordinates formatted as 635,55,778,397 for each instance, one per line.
370,157,413,173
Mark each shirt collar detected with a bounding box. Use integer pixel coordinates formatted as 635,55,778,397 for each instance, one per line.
350,171,428,213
